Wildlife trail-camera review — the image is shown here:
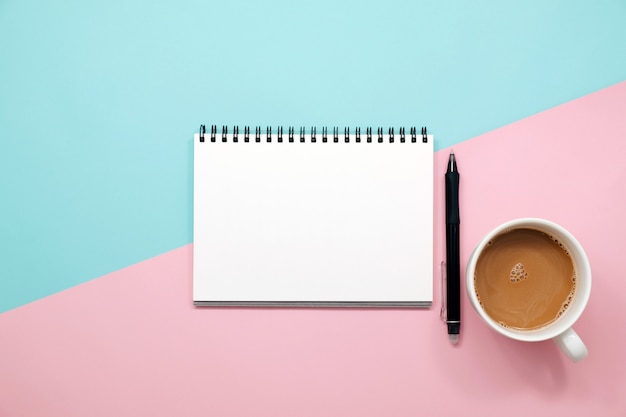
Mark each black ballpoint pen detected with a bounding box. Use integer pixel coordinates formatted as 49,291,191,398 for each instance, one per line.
445,151,461,344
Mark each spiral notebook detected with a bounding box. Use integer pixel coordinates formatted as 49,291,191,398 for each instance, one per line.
193,125,433,307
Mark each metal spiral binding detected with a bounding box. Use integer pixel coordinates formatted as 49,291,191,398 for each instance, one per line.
199,125,428,144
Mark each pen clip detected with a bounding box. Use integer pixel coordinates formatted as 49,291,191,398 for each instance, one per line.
440,260,447,322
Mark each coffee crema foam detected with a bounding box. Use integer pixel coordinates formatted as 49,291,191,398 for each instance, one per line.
474,228,576,331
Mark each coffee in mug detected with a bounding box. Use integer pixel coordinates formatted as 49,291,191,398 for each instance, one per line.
474,228,576,331
466,218,591,362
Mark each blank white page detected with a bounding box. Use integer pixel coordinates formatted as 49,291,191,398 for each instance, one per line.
193,131,433,307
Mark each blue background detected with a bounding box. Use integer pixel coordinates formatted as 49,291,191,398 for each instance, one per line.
1,0,625,313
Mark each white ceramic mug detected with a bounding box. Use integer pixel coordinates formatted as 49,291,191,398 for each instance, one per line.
466,218,591,362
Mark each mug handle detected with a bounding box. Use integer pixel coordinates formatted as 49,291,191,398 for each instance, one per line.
553,327,588,362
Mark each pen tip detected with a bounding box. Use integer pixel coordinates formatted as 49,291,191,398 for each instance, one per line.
448,150,456,167
449,334,459,345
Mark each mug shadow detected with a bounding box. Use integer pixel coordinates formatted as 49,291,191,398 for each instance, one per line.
485,329,569,395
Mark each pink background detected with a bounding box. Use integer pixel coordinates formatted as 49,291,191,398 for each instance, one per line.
1,82,625,416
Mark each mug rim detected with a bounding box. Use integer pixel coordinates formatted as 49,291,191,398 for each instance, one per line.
466,217,592,342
